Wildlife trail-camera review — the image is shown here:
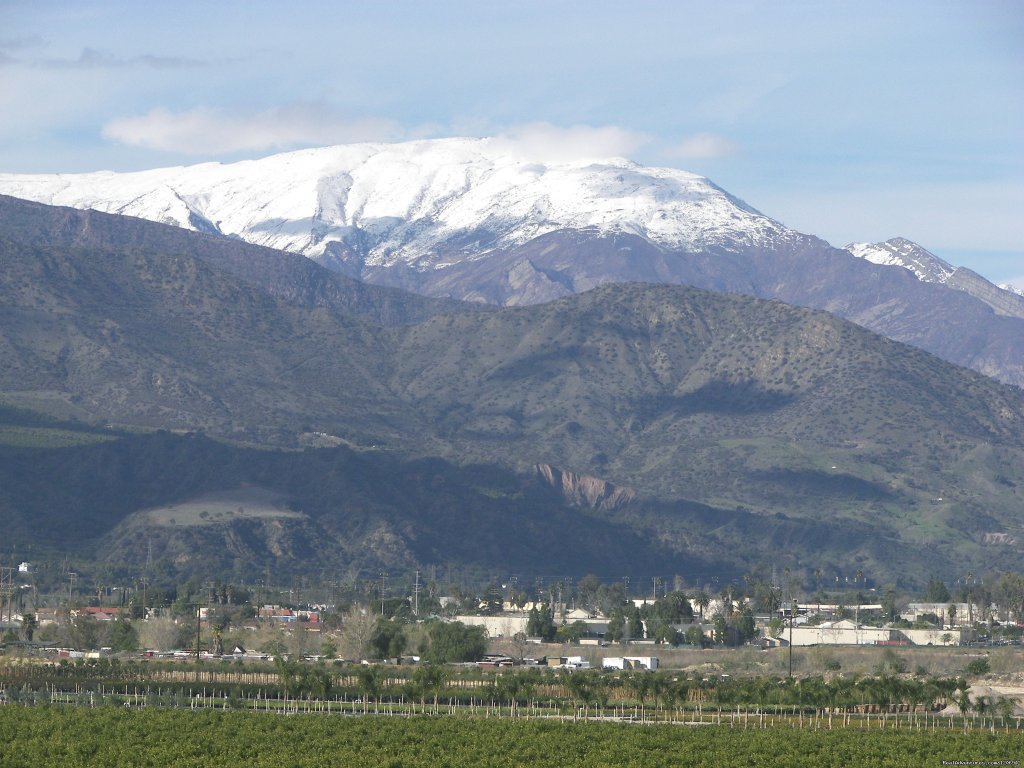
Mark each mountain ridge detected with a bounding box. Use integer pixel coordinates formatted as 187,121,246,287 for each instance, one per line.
1,139,1021,388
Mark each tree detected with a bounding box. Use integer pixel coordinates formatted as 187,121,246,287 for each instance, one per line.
736,607,756,644
556,620,588,644
576,574,602,612
752,581,782,615
526,605,555,641
992,572,1024,624
607,609,625,643
20,613,37,642
713,615,729,645
648,591,693,624
596,581,627,617
356,665,383,712
685,626,706,648
482,583,503,615
411,663,447,711
369,619,406,660
66,615,100,651
881,585,899,623
320,638,338,659
109,618,139,653
925,577,951,603
648,621,679,645
338,605,377,661
720,584,738,617
693,590,711,622
627,605,643,640
425,621,487,663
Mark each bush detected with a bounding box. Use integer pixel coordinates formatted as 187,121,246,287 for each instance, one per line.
964,657,990,675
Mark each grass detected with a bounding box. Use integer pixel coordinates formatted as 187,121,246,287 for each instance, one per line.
0,425,115,448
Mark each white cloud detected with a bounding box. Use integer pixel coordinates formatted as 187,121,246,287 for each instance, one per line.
665,132,739,160
101,105,404,154
490,122,650,162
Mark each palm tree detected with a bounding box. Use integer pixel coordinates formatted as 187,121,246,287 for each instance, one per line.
720,584,737,618
956,688,972,728
693,590,710,623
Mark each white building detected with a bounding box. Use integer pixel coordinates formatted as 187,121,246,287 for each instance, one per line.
898,627,963,646
902,602,973,627
780,620,897,646
453,615,529,638
602,656,659,671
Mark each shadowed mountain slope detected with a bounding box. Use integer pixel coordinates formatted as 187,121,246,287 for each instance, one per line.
1,196,1023,583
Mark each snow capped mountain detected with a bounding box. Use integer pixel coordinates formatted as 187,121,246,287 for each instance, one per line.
844,237,1024,320
844,237,956,283
0,138,793,273
3,138,1023,387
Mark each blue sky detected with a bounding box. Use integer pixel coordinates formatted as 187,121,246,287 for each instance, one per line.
2,1,1022,285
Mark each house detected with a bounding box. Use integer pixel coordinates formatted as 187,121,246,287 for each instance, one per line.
73,607,119,622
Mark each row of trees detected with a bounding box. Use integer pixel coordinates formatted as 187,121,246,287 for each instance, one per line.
3,654,1003,727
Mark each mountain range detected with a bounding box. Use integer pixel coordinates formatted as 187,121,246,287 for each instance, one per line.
1,194,1023,586
1,138,1021,389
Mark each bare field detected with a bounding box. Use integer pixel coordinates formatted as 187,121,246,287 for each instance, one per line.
140,484,304,527
492,639,1024,681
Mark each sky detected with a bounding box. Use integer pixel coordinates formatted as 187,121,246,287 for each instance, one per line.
2,1,1022,286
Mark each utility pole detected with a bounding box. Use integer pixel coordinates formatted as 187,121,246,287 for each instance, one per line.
380,572,387,616
788,599,796,678
0,564,12,623
413,570,420,618
193,588,210,661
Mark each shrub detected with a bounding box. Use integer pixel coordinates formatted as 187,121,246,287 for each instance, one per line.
964,657,990,675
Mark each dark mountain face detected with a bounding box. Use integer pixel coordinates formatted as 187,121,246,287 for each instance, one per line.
1,196,1023,584
0,194,474,327
360,229,1024,389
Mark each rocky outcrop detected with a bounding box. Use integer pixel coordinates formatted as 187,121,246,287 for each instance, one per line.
534,463,636,511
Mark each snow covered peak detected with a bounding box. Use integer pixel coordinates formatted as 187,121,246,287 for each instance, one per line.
843,237,956,284
1001,283,1024,297
845,237,1024,320
0,138,792,270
